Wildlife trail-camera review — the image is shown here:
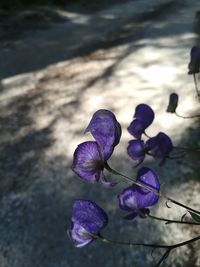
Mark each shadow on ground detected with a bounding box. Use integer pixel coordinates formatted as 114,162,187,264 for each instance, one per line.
0,0,187,79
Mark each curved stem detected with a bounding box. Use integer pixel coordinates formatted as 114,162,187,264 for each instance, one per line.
148,214,200,225
105,163,200,215
175,111,200,119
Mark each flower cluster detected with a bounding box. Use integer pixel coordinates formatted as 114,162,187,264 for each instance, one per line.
68,105,166,247
127,104,173,165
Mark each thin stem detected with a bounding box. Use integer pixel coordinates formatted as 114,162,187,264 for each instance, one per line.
96,234,169,249
175,110,200,119
193,73,200,101
105,163,200,216
148,214,200,225
105,163,161,197
96,234,200,250
167,197,200,216
155,249,171,267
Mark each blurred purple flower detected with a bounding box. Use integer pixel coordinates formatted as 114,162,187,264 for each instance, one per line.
127,139,146,165
188,46,200,75
146,132,173,164
128,104,154,139
118,167,160,220
72,109,121,185
68,199,108,247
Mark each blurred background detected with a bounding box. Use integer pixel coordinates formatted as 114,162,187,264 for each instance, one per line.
0,0,200,266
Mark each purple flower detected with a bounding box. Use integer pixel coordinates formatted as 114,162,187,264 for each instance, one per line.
146,132,173,164
127,132,173,165
72,109,121,185
128,104,154,139
188,46,200,75
68,199,108,247
118,167,160,220
85,109,121,160
166,93,179,113
127,139,146,165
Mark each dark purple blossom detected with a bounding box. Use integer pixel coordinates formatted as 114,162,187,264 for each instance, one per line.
127,139,146,165
166,93,179,113
128,104,154,139
146,132,173,164
188,46,200,75
118,167,160,220
68,199,108,247
85,109,121,160
72,109,121,185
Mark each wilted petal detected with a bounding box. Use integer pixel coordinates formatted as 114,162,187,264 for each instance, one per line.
188,46,200,74
127,139,145,163
166,93,179,113
72,141,103,182
146,132,173,159
68,199,108,247
127,119,145,139
134,104,154,128
86,109,121,160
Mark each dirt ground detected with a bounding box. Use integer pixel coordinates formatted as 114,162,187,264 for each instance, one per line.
0,0,200,267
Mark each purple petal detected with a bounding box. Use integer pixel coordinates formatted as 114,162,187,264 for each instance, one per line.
127,119,145,139
85,109,121,160
134,104,154,128
127,139,145,163
118,167,160,219
136,167,160,207
72,141,103,182
68,222,93,247
72,199,108,234
118,186,139,212
146,132,173,159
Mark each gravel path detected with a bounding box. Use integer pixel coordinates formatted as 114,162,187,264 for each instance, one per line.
0,0,200,267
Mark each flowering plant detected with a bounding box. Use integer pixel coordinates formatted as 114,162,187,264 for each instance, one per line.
68,47,200,267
